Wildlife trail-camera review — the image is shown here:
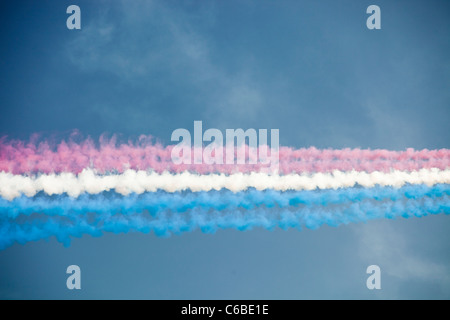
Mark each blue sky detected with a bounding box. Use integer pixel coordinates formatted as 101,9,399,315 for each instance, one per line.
0,0,449,299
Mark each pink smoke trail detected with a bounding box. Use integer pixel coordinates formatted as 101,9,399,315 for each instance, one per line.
1,136,449,175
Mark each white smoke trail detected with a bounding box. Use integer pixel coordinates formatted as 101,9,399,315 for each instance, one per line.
0,168,449,200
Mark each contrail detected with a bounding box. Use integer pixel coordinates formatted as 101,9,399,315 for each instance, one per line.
0,168,449,200
0,193,448,249
1,137,449,174
0,184,448,218
1,135,449,250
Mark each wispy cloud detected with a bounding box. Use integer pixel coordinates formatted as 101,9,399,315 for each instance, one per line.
353,220,450,298
65,0,267,131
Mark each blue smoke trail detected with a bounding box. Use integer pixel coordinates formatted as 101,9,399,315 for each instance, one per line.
1,184,449,218
0,184,449,249
0,197,448,249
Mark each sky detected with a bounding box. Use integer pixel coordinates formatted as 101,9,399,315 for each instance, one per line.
0,0,449,299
